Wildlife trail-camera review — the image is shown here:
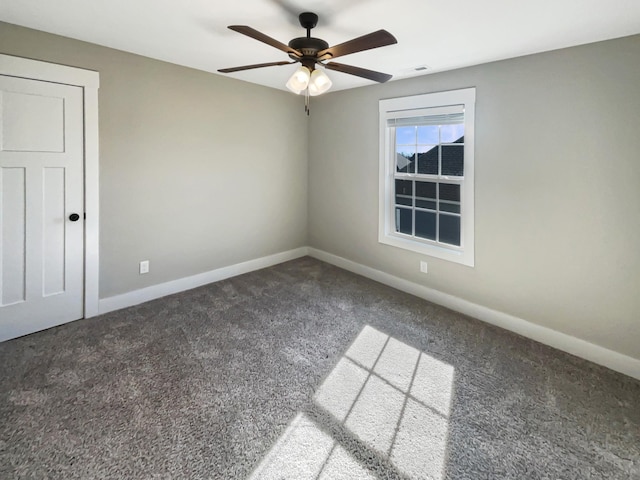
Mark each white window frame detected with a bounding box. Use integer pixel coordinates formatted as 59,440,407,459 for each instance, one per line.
379,88,475,266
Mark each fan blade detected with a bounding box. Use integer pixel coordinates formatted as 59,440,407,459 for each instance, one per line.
228,26,302,57
317,30,397,60
324,62,392,83
218,61,295,73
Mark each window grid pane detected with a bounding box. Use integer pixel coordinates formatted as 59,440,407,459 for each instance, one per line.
393,177,462,247
439,213,461,245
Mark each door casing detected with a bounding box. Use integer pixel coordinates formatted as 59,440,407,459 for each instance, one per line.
0,54,100,319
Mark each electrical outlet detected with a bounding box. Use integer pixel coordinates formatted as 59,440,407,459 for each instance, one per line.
139,260,150,274
420,261,428,274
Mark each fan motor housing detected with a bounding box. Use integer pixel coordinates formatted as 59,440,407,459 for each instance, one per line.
288,37,329,58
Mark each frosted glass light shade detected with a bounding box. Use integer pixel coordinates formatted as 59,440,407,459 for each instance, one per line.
308,69,332,96
286,66,311,94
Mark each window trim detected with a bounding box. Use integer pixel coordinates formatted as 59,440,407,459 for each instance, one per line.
378,88,476,267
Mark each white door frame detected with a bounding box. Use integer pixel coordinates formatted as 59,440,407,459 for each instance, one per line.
0,54,100,318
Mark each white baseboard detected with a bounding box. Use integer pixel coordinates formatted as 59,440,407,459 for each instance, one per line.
307,247,640,381
99,247,309,315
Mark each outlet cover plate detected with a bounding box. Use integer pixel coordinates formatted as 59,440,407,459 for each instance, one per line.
139,260,150,274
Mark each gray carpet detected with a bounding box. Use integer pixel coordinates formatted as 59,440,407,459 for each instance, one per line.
1,257,638,479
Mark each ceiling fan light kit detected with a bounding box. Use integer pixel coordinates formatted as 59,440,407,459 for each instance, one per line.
285,65,311,93
308,68,332,96
219,12,397,114
285,65,332,96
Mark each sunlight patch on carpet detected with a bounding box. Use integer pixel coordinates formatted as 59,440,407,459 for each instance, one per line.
250,325,455,479
249,413,375,480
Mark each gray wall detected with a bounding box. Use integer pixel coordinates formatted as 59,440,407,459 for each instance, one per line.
308,35,640,360
0,22,308,298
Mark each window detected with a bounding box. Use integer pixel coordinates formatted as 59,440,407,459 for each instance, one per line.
379,88,475,266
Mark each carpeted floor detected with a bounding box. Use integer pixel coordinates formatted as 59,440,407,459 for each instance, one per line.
1,257,638,479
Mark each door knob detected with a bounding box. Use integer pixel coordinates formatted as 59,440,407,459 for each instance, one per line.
69,213,80,222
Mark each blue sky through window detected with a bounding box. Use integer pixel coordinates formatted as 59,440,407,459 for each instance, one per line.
396,124,464,146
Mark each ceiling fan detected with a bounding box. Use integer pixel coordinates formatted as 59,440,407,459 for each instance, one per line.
218,12,397,113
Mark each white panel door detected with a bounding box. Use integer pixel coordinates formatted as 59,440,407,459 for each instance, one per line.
0,75,84,341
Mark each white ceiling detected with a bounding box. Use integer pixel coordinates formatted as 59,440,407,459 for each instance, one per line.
2,0,640,93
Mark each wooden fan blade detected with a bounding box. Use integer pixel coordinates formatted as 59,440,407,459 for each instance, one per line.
218,61,295,73
324,62,392,83
228,26,302,57
317,30,397,60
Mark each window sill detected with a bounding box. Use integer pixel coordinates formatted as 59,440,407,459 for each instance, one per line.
378,232,474,267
